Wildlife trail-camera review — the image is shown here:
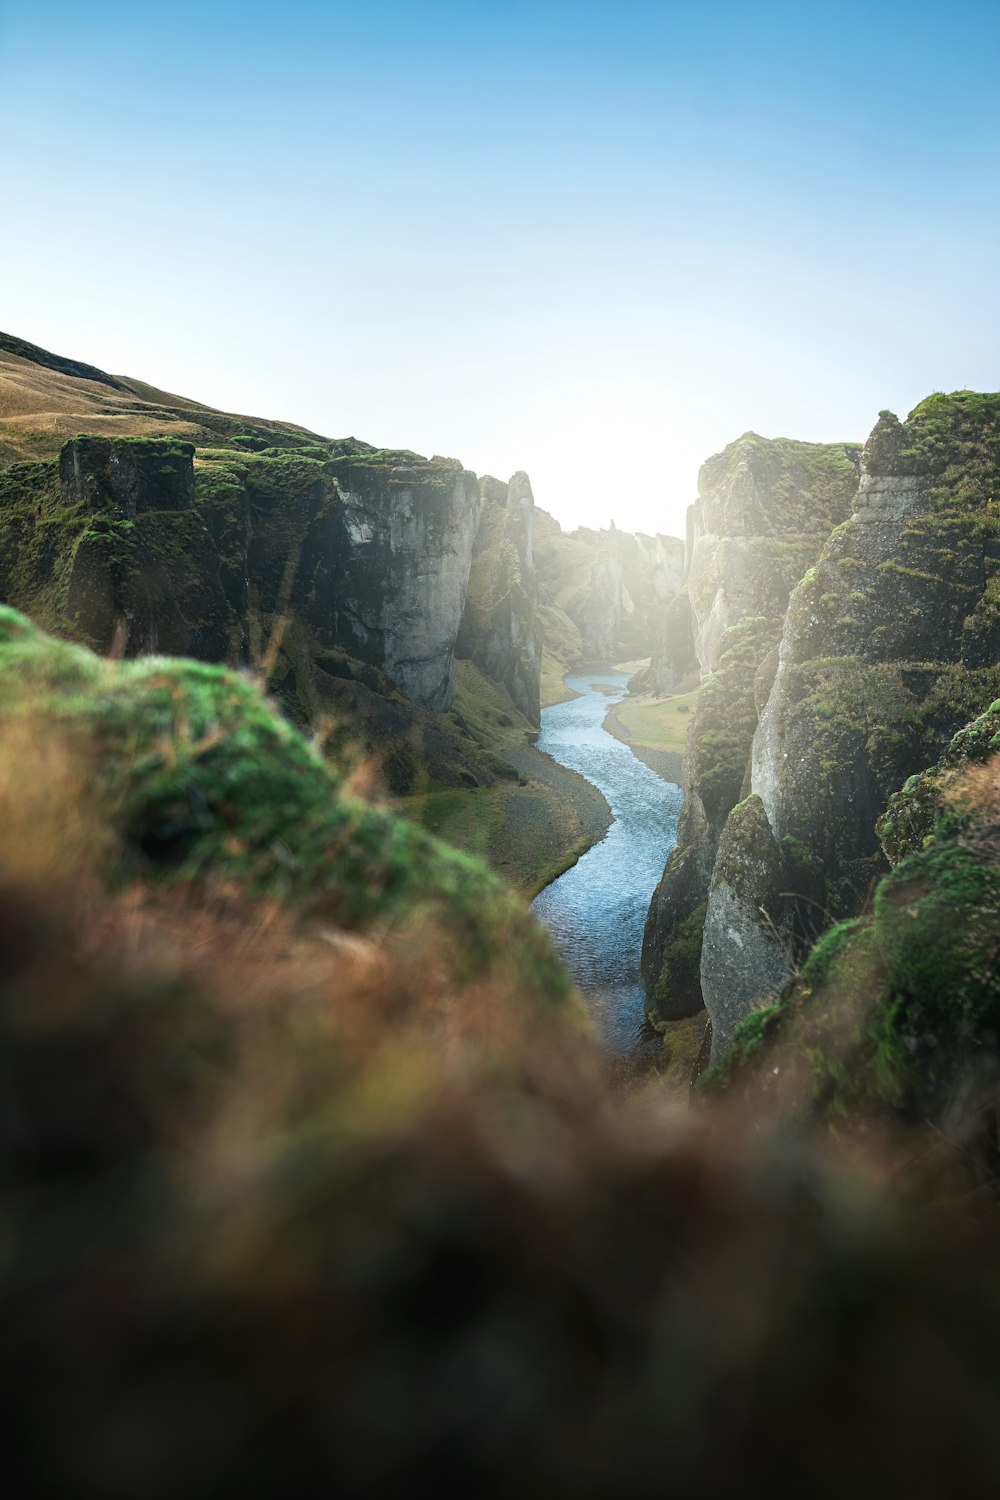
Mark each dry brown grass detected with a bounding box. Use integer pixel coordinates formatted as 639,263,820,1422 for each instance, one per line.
0,341,321,464
945,750,1000,819
3,714,1000,1494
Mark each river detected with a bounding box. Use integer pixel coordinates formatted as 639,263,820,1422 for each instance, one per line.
531,670,684,1054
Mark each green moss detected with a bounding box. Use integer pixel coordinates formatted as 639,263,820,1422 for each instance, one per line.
653,901,707,1011
0,607,570,1007
712,745,1000,1125
690,616,781,829
878,702,1000,864
798,917,865,986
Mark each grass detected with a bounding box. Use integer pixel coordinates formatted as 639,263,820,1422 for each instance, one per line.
449,659,534,749
541,650,577,707
611,687,701,755
406,770,599,898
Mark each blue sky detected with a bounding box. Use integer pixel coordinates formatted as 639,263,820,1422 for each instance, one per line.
2,0,999,534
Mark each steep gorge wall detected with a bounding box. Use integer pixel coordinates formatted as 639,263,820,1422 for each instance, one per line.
0,334,560,795
3,434,482,714
699,396,1000,1058
455,471,541,725
641,434,861,1029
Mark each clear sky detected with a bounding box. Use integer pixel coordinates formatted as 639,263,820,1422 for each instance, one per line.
2,0,999,536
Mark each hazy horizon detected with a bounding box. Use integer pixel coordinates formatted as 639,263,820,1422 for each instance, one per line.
3,0,999,536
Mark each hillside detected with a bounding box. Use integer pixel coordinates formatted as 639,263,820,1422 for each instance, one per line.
0,331,609,892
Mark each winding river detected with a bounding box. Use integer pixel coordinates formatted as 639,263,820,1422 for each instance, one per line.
531,671,683,1054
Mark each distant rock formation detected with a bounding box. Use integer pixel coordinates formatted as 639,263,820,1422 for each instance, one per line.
533,513,685,670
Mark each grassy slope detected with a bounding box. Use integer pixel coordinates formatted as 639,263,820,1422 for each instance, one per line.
408,660,610,896
0,333,322,464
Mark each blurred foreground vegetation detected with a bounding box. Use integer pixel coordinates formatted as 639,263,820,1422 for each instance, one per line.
4,610,1000,1497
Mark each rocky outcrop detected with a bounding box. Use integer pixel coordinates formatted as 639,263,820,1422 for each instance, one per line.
707,707,1000,1132
700,794,793,1061
325,452,481,711
60,435,196,515
455,471,541,724
641,435,860,1028
703,396,1000,1058
650,432,860,684
878,699,1000,865
3,434,487,706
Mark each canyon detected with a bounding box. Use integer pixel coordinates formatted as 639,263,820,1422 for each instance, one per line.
4,328,1000,1112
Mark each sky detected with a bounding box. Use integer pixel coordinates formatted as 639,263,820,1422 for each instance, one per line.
2,0,999,536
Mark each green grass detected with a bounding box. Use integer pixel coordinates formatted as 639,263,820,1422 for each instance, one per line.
405,777,593,898
540,650,576,708
612,688,701,755
450,659,533,748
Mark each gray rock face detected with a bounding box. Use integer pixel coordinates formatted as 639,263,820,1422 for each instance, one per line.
684,435,860,676
701,795,792,1061
455,470,541,724
704,397,1000,1055
641,434,859,1027
853,471,929,525
329,458,481,712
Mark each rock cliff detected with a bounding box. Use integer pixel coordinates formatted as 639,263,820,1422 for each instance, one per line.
5,432,481,715
700,395,1000,1060
641,434,860,1031
707,699,1000,1132
0,332,548,795
455,470,541,724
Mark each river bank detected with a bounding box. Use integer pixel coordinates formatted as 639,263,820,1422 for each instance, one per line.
408,743,612,900
602,703,684,782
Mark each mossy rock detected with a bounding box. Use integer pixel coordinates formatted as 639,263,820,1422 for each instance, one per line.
878,702,1000,864
0,607,570,1008
705,721,1000,1126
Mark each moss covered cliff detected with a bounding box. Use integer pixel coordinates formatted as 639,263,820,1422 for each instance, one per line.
707,708,1000,1137
698,394,1000,1060
641,433,860,1037
0,333,561,818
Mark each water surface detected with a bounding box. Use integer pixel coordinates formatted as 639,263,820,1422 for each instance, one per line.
531,671,683,1053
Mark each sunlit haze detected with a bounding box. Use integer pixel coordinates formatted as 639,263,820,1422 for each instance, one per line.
3,0,999,536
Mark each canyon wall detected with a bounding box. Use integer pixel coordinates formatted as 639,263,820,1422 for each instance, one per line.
455,470,541,725
640,433,861,1028
0,333,552,793
699,397,1000,1059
